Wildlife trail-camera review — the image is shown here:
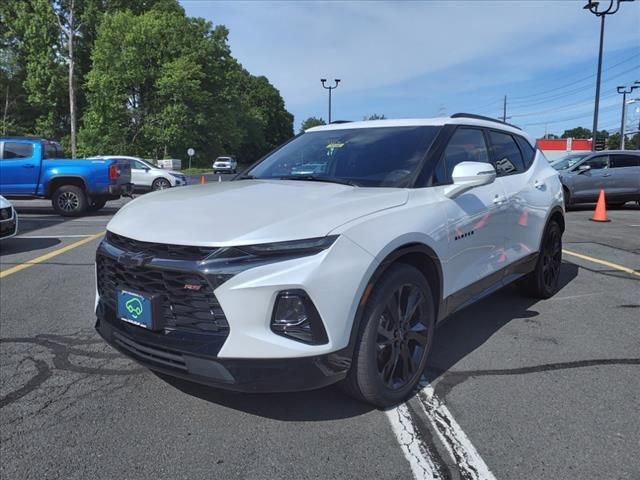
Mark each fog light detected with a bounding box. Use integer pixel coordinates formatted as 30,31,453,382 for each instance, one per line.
271,290,328,345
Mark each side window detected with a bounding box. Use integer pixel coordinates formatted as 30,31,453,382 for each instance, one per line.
488,131,525,176
516,136,536,170
610,154,640,168
434,127,490,184
581,155,609,170
2,142,34,160
43,143,58,159
132,160,147,169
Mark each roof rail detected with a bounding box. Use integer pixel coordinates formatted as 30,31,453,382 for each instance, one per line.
450,113,521,131
329,120,352,124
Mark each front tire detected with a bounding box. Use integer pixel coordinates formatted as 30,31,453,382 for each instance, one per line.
345,264,435,407
152,177,171,191
52,185,88,217
520,220,562,299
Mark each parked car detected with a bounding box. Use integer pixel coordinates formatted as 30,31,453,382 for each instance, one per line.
552,150,640,207
94,114,564,407
0,195,18,240
0,137,132,216
90,156,187,192
213,156,238,174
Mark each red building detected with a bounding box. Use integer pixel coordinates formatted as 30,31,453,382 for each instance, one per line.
536,138,592,161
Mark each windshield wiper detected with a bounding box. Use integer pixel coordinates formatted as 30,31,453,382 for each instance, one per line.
277,175,358,187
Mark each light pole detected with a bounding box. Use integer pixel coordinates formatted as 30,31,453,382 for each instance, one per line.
583,0,635,151
321,78,340,123
617,82,639,149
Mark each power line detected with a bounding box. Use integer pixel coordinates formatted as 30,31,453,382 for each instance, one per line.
517,103,619,127
510,92,618,118
509,52,640,101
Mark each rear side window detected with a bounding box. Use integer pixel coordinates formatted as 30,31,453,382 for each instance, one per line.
610,154,640,168
2,142,34,160
516,136,536,169
488,131,524,175
43,143,59,159
434,127,490,184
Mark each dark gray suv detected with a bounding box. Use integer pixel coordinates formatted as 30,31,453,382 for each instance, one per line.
552,150,640,207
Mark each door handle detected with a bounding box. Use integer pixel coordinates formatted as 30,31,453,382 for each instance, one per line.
22,164,35,168
534,180,545,190
493,194,506,205
601,173,611,177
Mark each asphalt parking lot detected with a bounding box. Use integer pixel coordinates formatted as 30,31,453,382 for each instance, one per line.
1,194,638,480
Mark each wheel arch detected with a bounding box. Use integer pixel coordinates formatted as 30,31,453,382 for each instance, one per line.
345,242,445,358
46,176,88,197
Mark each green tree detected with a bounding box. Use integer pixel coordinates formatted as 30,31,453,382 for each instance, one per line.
561,127,591,139
607,132,620,150
300,117,326,132
364,113,386,120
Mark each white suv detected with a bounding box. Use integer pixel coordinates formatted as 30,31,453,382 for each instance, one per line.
95,114,564,407
213,156,238,174
91,156,187,191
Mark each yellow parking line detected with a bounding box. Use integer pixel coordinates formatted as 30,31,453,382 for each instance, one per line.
0,232,104,279
563,249,640,277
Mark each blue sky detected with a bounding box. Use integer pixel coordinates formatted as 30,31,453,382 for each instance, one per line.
181,0,640,139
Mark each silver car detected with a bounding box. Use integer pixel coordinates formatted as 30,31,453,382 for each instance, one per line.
553,150,640,207
91,156,187,192
212,156,238,174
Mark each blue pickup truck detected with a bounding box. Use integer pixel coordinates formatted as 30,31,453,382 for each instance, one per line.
0,137,132,216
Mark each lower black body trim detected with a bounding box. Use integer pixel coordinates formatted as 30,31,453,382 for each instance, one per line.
443,251,538,317
96,301,350,393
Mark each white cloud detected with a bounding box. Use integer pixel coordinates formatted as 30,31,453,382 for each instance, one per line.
183,0,640,109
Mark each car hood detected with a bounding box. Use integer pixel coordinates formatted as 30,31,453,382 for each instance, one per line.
108,180,408,246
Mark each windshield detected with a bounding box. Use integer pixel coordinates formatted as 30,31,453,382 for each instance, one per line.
552,154,588,171
245,126,440,187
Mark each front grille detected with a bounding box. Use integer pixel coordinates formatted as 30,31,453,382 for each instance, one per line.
96,254,229,334
106,231,218,261
0,207,12,221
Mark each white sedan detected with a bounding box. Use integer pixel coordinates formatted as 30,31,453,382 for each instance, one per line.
0,195,18,240
91,156,187,191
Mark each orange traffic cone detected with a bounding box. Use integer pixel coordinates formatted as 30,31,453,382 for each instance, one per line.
200,175,205,185
590,189,610,222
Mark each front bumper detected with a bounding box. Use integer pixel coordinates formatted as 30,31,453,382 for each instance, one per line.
0,210,18,239
95,300,349,392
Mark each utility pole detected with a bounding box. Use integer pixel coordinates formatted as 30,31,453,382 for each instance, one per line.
502,95,507,123
321,78,340,123
583,0,634,151
617,82,639,149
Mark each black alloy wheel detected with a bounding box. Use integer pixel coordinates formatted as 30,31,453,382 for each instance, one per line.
520,220,563,299
344,263,435,407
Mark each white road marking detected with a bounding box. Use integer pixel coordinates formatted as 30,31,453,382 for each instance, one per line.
417,384,497,480
386,403,442,480
16,234,94,239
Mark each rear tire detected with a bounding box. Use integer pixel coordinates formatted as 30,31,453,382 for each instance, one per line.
343,264,435,407
52,185,88,217
520,221,562,299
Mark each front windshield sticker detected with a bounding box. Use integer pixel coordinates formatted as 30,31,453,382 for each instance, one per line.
326,142,344,149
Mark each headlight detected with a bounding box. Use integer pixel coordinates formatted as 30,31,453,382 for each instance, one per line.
209,235,338,259
169,173,182,179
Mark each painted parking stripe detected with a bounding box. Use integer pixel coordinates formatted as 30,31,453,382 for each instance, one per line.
16,234,94,239
386,403,442,480
417,385,497,480
0,232,104,279
562,249,640,277
388,384,496,480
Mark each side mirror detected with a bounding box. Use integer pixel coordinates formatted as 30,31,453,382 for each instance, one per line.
577,164,591,173
445,161,496,199
143,167,151,172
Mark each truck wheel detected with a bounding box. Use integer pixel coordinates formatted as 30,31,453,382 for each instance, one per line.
52,185,88,217
88,198,107,212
